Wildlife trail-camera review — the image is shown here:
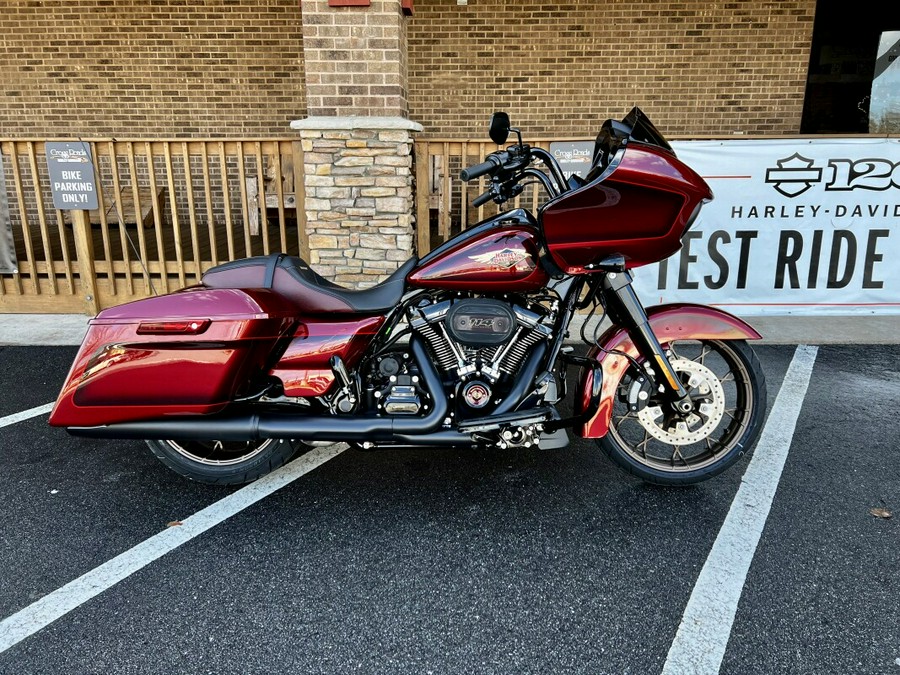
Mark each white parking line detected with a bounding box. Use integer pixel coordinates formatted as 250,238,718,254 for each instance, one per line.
0,403,54,429
0,443,347,654
661,345,818,675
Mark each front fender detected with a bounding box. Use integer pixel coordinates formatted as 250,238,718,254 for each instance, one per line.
576,303,762,438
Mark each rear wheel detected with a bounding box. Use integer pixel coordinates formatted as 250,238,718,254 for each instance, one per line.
596,339,767,486
145,438,306,485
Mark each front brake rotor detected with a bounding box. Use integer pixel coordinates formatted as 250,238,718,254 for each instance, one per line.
635,358,726,445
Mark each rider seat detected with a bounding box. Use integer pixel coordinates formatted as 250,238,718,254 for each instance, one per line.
202,253,417,314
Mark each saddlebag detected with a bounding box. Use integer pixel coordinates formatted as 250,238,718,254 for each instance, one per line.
49,287,297,428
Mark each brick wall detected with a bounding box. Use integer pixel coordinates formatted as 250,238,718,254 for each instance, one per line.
0,1,818,139
408,0,817,137
301,0,408,118
0,0,305,138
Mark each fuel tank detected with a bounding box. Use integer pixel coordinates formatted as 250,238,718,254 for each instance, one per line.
407,209,550,292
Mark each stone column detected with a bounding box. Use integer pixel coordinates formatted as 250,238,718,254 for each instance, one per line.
293,0,420,288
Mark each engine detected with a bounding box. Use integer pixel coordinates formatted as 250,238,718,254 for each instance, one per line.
409,296,554,412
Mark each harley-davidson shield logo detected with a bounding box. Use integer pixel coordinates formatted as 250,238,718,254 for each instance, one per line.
468,247,531,269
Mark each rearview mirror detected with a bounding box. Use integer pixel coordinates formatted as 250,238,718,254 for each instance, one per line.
489,112,511,145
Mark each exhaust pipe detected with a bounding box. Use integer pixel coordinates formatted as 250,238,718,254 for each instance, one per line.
68,337,551,446
68,338,448,443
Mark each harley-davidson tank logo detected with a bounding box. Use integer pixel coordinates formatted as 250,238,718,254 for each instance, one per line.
468,247,531,269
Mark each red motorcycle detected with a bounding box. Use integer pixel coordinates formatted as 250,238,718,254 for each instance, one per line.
50,108,767,486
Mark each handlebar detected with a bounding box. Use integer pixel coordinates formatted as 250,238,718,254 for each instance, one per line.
459,152,507,181
471,189,494,207
460,142,575,207
460,158,497,181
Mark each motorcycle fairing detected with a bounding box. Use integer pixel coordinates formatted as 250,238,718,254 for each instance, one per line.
576,304,762,438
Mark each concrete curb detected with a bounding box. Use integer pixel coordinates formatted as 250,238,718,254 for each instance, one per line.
0,315,91,346
2,313,898,347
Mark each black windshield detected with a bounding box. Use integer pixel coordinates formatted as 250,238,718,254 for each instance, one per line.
622,107,674,153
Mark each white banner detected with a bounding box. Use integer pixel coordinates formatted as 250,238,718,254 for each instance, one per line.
628,138,900,315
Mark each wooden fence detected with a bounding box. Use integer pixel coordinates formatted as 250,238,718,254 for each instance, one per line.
0,138,307,313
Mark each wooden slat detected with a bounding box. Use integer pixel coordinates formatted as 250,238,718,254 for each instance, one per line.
181,142,202,284
107,141,134,295
415,141,430,255
145,141,169,294
7,147,34,294
71,209,100,314
163,142,186,288
292,141,309,260
52,208,75,295
200,142,218,267
236,142,252,257
98,260,213,275
0,287,82,312
25,142,58,295
91,142,117,296
273,148,287,253
440,141,450,243
126,142,153,295
219,141,236,261
255,142,270,256
16,259,84,275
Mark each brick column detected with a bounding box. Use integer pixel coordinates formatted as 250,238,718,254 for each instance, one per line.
293,0,420,288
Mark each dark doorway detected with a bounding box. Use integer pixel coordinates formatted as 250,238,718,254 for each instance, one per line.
801,2,900,133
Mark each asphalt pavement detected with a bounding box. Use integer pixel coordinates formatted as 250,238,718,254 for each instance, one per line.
0,339,897,674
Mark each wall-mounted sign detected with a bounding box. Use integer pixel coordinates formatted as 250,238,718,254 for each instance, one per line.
870,31,900,133
548,141,594,183
0,152,17,274
45,142,98,210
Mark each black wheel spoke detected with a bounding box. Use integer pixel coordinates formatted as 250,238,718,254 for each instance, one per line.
637,431,650,459
696,345,712,366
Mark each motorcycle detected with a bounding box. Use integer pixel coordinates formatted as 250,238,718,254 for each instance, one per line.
50,108,767,486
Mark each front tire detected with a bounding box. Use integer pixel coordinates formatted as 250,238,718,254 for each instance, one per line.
146,438,306,485
596,339,767,486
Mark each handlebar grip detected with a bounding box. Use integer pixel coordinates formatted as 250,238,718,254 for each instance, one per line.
460,157,499,181
471,190,494,207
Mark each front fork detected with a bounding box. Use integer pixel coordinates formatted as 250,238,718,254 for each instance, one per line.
601,271,694,413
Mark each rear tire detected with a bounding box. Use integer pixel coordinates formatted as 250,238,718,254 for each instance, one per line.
597,339,767,486
145,438,306,485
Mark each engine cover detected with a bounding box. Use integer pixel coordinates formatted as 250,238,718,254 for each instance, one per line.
445,299,516,346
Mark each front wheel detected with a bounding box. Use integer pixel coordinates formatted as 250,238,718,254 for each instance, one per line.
145,438,306,485
596,339,767,486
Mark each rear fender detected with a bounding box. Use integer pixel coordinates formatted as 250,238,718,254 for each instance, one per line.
576,303,762,438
